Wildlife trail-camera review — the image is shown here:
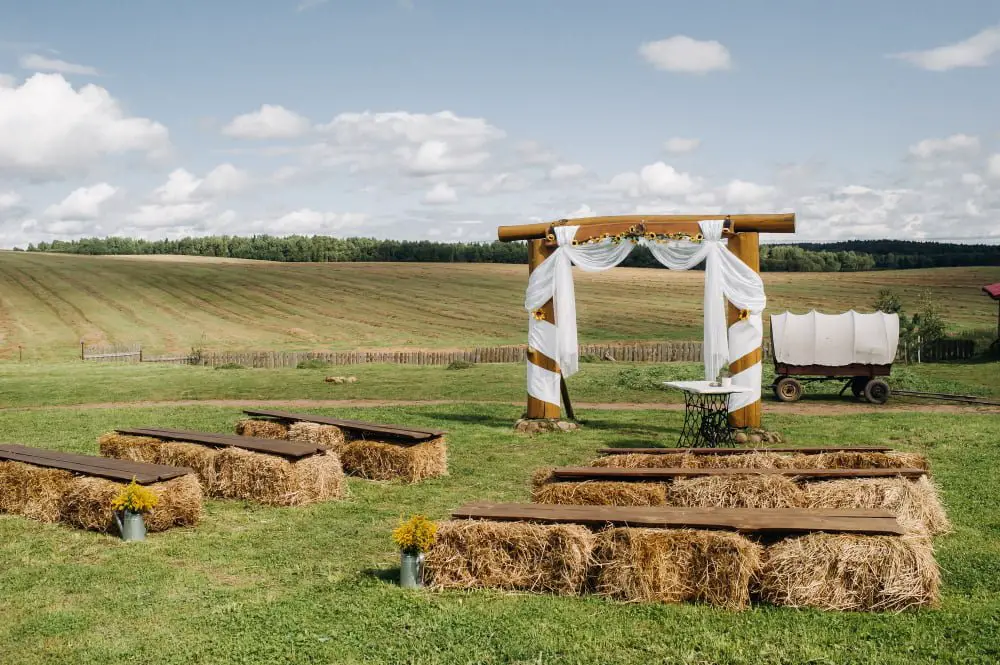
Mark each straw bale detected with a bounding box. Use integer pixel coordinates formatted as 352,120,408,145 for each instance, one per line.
0,461,74,523
532,481,666,506
99,432,218,488
590,453,696,469
213,448,346,506
793,451,929,471
757,532,940,611
235,418,289,440
59,474,203,533
424,519,595,595
590,527,763,610
337,437,447,483
666,474,807,509
693,452,805,469
804,477,951,536
287,421,347,451
530,467,555,490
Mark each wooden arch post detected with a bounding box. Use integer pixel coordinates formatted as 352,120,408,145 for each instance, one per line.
499,214,795,428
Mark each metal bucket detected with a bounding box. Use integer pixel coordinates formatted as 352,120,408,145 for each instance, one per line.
399,551,424,588
114,510,147,542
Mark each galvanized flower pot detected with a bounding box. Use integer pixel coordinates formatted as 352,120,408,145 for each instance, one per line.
114,509,147,542
399,551,424,588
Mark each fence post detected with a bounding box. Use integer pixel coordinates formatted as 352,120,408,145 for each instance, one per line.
917,335,921,364
80,341,85,360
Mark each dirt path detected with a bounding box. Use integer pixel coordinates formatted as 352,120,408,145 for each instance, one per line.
2,398,998,415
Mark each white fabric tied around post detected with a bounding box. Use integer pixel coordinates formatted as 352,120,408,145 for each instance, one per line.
523,219,766,412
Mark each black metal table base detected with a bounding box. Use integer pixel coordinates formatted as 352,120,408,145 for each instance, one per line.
676,391,736,448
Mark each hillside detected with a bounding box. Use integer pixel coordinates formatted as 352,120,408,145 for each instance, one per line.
0,251,997,361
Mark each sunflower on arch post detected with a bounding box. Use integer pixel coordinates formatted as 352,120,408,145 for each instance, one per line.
496,213,797,430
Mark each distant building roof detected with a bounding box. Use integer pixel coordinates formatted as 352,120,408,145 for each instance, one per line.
984,283,1000,300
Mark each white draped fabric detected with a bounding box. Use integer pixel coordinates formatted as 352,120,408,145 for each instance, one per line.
524,219,766,413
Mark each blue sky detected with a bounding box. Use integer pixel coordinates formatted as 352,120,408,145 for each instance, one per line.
0,0,998,247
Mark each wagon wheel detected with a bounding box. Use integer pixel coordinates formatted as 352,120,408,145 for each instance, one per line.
850,376,868,399
864,378,890,405
774,377,802,402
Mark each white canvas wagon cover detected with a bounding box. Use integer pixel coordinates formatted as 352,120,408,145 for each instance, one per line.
770,310,899,366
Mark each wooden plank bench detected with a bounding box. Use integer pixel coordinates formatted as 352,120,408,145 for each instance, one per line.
0,443,193,485
550,466,927,482
242,408,446,443
452,501,906,536
597,446,894,456
116,427,326,460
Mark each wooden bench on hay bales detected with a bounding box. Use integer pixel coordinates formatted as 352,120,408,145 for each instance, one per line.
0,443,202,533
99,427,347,506
423,501,941,612
235,409,448,483
531,460,949,538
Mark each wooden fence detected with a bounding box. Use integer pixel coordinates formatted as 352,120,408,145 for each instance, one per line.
79,337,980,368
81,342,141,362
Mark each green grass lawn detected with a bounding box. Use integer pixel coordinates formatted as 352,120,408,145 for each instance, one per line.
0,361,998,664
0,359,996,409
0,403,998,664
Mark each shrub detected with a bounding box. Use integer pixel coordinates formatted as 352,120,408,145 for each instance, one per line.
214,363,246,370
579,354,601,363
446,360,475,371
296,359,332,370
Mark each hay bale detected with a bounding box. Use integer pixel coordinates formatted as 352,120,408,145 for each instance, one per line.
287,421,347,450
532,481,666,506
235,418,289,440
213,448,346,506
59,474,203,533
805,477,951,536
337,437,447,483
99,432,219,488
530,467,555,490
424,519,595,595
0,461,74,523
757,533,940,611
666,474,807,509
590,527,763,609
795,451,929,471
693,452,805,469
590,453,695,468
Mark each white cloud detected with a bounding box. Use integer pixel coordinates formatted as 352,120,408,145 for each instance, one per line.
549,163,586,180
127,202,213,228
722,179,776,206
0,74,169,181
639,36,731,73
891,25,1000,71
0,190,21,209
515,140,558,166
989,154,1000,179
664,137,701,154
403,140,490,175
267,209,368,234
19,53,100,76
200,163,251,196
0,73,14,87
961,172,983,186
908,134,980,159
423,181,457,204
45,183,118,220
222,104,311,139
318,110,502,147
609,161,700,197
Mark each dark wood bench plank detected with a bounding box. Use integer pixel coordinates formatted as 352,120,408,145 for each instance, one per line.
597,446,894,456
452,502,906,536
550,467,927,481
0,444,193,484
243,409,445,442
116,428,324,459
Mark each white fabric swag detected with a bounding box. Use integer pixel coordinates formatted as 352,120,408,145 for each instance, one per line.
524,219,766,410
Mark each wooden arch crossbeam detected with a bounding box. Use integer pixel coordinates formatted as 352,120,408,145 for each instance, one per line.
497,213,797,428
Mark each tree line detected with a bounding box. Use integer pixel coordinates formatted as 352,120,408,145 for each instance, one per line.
21,235,1000,271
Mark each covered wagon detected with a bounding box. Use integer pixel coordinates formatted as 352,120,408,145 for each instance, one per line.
768,310,899,404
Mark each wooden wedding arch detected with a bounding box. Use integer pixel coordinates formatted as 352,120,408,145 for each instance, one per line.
497,213,797,429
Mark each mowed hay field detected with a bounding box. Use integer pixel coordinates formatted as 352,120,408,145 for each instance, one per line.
1,251,997,360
